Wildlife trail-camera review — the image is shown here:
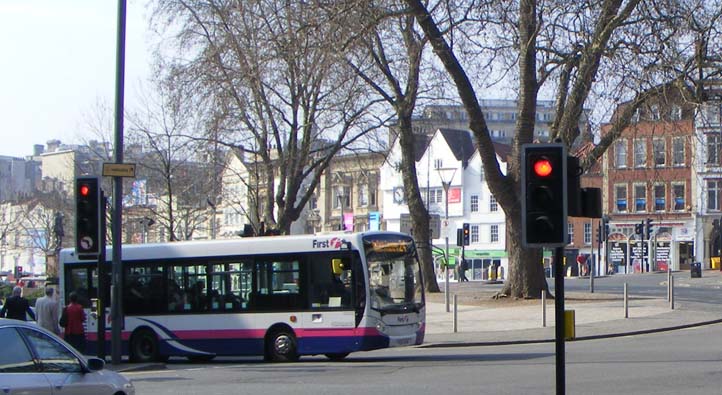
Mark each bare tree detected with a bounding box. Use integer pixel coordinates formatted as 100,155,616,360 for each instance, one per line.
316,0,446,291
404,0,722,298
126,77,213,242
151,0,385,234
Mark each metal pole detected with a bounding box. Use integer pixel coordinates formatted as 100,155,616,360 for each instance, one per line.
444,182,450,313
624,283,629,318
590,220,595,293
542,290,547,327
453,294,458,333
111,0,127,365
554,246,565,395
670,275,675,310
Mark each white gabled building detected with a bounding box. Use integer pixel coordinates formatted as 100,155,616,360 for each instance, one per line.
380,128,509,282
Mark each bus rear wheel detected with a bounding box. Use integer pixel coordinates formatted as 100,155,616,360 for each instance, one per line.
130,329,161,363
266,329,299,362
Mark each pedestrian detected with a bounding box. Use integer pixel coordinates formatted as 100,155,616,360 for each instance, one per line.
0,286,36,321
63,292,86,353
458,260,469,282
35,287,61,335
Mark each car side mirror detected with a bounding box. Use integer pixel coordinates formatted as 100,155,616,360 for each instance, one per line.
86,357,105,371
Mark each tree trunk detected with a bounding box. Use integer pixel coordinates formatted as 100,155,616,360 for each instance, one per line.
499,207,549,298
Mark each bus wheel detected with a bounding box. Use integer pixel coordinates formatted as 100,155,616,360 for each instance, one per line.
266,329,299,362
130,329,160,363
325,353,349,361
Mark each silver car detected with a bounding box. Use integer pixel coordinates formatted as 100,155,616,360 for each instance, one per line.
0,318,135,395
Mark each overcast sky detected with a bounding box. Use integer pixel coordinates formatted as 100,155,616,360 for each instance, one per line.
0,0,153,158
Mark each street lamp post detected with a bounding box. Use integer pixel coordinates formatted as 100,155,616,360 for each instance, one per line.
437,168,456,313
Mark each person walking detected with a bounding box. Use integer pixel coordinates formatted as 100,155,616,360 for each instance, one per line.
0,286,36,321
63,292,86,353
35,287,60,335
458,260,469,282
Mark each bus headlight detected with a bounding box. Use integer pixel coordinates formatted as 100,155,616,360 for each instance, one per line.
376,322,386,333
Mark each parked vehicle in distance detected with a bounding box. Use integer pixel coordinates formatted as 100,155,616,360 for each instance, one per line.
0,318,135,395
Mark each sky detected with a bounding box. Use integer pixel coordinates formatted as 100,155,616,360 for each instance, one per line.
0,0,153,158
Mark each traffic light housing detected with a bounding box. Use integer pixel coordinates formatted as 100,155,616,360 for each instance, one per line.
521,143,568,247
645,218,653,239
635,222,643,235
456,228,463,246
75,176,101,257
462,223,470,246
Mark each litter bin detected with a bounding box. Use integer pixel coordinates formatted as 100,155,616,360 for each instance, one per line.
691,262,702,278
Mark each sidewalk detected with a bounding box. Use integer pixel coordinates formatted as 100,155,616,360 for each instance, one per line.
422,275,722,347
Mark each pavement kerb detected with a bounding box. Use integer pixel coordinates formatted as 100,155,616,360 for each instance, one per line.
418,317,722,348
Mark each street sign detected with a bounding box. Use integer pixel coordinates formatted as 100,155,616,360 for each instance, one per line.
102,163,136,177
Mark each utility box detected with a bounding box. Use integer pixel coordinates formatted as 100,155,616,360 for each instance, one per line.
564,310,576,340
691,262,702,278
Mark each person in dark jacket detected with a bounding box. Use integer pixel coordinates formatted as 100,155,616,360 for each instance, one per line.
0,286,36,321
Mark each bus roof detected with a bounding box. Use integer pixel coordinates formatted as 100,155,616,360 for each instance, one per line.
59,231,410,264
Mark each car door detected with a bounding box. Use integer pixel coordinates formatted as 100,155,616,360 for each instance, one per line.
18,328,113,395
0,327,52,395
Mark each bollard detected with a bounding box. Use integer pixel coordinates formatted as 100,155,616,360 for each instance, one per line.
542,290,547,327
453,294,458,333
624,283,629,318
670,275,675,310
667,270,671,301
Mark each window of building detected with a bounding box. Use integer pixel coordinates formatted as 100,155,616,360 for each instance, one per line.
568,222,574,244
634,184,647,212
706,134,721,165
333,186,351,209
584,223,592,245
650,104,660,120
653,138,665,167
615,139,627,168
489,194,498,212
672,137,685,166
631,108,640,123
430,188,443,204
470,194,479,212
707,180,722,211
654,184,666,212
471,225,479,243
670,183,684,211
490,225,499,243
434,159,443,169
634,138,647,167
359,184,368,207
615,184,628,212
671,105,682,120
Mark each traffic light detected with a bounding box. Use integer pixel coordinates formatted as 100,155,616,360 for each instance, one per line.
463,223,470,246
645,218,654,239
521,143,568,247
634,222,643,235
75,176,101,257
456,228,464,246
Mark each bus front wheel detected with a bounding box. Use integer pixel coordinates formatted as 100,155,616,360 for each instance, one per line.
266,329,299,362
130,328,161,363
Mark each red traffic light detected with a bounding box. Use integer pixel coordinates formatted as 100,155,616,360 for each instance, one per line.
533,158,553,177
79,184,90,197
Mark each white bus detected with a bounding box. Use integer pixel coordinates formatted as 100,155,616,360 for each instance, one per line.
59,231,425,362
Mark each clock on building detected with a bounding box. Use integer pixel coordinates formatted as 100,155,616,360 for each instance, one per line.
393,187,404,204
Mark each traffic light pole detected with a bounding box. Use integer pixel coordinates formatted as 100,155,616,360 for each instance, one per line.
554,246,566,395
111,0,127,365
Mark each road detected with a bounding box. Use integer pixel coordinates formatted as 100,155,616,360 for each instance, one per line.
125,322,722,395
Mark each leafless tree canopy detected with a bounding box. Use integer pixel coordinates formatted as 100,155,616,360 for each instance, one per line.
404,0,722,298
151,0,387,233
